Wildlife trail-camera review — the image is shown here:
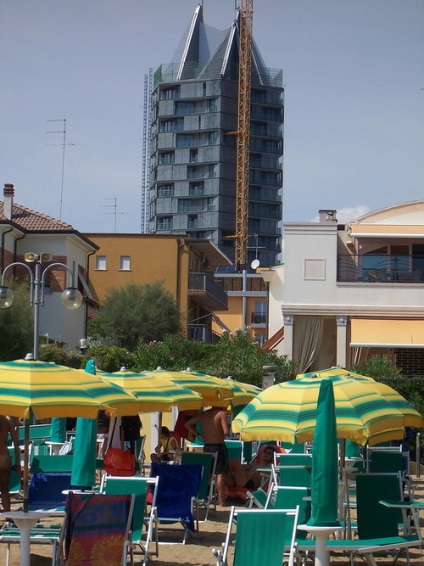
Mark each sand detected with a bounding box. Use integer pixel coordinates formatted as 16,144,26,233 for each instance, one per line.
2,476,424,566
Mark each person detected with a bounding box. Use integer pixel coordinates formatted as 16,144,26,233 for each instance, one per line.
185,406,230,506
226,445,276,491
0,415,21,512
151,426,179,463
96,410,111,458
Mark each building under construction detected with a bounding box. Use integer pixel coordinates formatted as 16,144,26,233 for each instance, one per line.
146,3,284,270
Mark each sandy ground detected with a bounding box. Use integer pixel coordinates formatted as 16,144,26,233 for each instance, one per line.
2,475,424,566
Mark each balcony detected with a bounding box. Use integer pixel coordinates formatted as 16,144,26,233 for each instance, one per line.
188,272,228,310
251,312,267,326
337,254,424,283
188,325,220,343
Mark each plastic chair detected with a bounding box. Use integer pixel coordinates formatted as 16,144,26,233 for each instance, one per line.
225,439,244,462
149,462,202,543
103,475,159,566
212,507,298,566
56,491,134,566
272,464,312,488
180,450,218,524
28,472,71,513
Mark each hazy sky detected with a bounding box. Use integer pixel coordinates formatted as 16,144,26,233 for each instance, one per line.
1,0,423,235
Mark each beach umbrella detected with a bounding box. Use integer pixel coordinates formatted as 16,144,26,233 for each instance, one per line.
101,369,204,411
0,357,140,511
232,374,406,446
142,367,235,405
308,380,340,527
70,359,99,489
297,368,424,429
183,370,261,406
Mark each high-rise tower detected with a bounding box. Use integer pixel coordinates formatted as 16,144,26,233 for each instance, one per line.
149,5,284,268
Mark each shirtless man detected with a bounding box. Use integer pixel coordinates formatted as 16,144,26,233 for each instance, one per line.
0,415,21,512
185,407,229,506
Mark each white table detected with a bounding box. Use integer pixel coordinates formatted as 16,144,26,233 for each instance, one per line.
298,524,343,566
0,510,50,566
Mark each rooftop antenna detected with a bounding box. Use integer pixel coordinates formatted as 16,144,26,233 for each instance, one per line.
46,118,67,220
101,198,127,233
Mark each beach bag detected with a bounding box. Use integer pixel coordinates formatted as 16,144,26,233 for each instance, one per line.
103,447,135,477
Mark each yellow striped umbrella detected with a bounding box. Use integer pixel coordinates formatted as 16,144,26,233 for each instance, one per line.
101,370,204,411
0,358,141,419
297,368,424,429
142,368,235,405
0,358,141,511
232,375,407,446
184,371,261,406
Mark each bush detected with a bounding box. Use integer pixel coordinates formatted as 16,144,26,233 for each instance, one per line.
38,344,83,368
86,345,138,373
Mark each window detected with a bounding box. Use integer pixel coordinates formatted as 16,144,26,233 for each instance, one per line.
157,216,173,231
159,118,183,132
160,86,180,100
159,151,175,165
158,183,174,197
95,255,107,270
189,181,204,196
189,149,198,163
119,256,131,271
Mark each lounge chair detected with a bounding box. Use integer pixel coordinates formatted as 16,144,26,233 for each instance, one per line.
149,462,202,543
212,507,299,566
55,491,134,566
180,450,218,524
102,475,159,566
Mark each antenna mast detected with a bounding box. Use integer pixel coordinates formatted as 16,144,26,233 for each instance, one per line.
47,118,67,220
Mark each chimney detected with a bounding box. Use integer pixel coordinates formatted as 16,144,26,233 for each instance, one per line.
318,209,337,223
3,184,14,220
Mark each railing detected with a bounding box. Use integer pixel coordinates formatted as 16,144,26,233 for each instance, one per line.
337,254,424,283
189,272,228,307
188,324,220,343
251,312,267,324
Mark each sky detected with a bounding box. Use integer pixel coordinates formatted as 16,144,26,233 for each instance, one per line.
1,0,423,236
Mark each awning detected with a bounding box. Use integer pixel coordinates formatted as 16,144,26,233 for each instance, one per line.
351,319,424,348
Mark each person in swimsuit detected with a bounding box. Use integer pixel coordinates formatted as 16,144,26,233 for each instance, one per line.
0,415,21,512
185,407,230,506
151,426,179,462
225,445,276,490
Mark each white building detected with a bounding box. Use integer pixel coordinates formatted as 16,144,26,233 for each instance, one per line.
0,184,98,353
267,202,424,375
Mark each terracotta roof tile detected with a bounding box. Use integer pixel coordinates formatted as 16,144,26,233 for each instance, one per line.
0,202,74,231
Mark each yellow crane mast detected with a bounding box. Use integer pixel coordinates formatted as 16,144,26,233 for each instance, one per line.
234,0,253,270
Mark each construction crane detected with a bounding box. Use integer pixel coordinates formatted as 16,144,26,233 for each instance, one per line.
234,0,253,270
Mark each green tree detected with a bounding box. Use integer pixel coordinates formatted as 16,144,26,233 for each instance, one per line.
0,283,33,361
91,282,181,350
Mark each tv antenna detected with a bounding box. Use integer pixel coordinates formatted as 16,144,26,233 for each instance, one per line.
46,118,78,220
101,198,127,233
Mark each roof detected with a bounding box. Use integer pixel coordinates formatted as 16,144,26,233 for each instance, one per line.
156,5,283,88
0,200,98,250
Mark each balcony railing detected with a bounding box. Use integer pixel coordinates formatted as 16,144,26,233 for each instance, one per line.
188,324,220,343
337,254,424,283
251,312,267,325
188,272,228,309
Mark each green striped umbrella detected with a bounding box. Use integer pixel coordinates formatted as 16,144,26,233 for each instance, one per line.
232,375,406,446
183,370,260,406
0,357,140,511
142,368,235,405
0,358,140,419
297,368,424,429
101,369,204,411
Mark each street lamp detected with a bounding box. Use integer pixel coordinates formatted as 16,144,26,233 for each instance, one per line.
0,252,83,359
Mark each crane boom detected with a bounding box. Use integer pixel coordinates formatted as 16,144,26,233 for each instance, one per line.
234,0,253,270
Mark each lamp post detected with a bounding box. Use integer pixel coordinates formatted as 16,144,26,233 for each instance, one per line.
0,252,83,359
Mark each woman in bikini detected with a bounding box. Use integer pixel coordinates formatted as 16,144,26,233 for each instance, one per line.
0,415,21,512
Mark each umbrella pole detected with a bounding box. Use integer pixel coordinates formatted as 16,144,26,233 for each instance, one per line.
23,414,30,512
